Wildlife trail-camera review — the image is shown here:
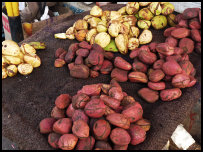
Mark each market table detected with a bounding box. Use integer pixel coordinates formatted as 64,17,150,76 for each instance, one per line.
2,4,201,150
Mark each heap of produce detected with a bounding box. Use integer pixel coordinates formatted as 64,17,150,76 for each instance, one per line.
55,2,176,54
2,40,45,79
39,79,150,150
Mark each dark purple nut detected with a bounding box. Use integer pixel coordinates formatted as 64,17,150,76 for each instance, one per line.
75,56,83,65
132,58,147,73
189,18,201,29
171,28,190,39
109,86,124,101
55,48,67,58
114,57,132,71
138,88,159,103
190,29,201,42
69,64,90,79
160,88,182,101
72,109,89,123
100,60,113,74
195,42,201,54
76,48,90,57
178,19,188,28
148,81,166,90
129,48,140,59
164,75,172,82
180,54,189,61
111,68,128,82
138,48,157,64
90,70,99,78
174,47,184,55
179,38,194,54
79,41,92,50
187,76,197,87
65,43,78,63
149,42,158,53
149,69,165,82
153,59,165,69
100,94,120,110
165,36,178,47
59,51,67,60
121,96,136,106
182,8,200,20
72,93,90,109
163,27,177,37
104,51,114,60
128,71,148,83
91,43,104,53
166,55,182,62
87,49,104,66
172,73,190,88
84,58,92,67
175,13,183,23
179,60,193,75
162,60,182,76
156,43,174,56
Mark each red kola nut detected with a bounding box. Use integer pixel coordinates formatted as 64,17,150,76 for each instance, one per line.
171,28,190,39
66,104,76,118
53,118,72,134
54,59,66,67
75,55,84,65
72,109,89,123
104,105,116,116
39,118,56,134
101,84,111,94
121,96,136,106
179,38,194,54
153,59,165,69
129,48,140,59
166,55,182,62
113,144,128,150
90,70,99,78
114,105,123,113
128,124,146,145
76,48,90,57
179,60,193,75
160,88,182,101
48,133,61,149
175,13,183,23
135,119,151,132
156,43,174,56
77,84,101,96
149,69,165,82
94,141,112,150
162,60,182,76
93,119,111,140
58,134,78,150
59,51,67,60
111,68,128,82
178,19,188,28
114,57,132,71
148,81,166,90
172,73,190,88
163,27,177,37
55,94,71,109
109,86,124,101
110,128,131,145
100,60,113,74
72,120,90,138
132,58,147,73
104,51,114,60
138,46,157,64
187,76,197,87
65,43,78,63
76,136,95,150
128,71,148,83
182,8,200,19
165,36,178,47
149,42,158,53
189,18,201,29
87,49,104,66
190,67,196,77
79,41,92,50
55,48,67,58
138,88,159,103
72,93,90,109
100,94,120,110
51,106,65,119
174,47,184,55
122,102,143,123
190,29,201,42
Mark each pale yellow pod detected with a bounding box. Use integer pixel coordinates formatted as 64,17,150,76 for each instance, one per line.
128,37,139,50
18,63,33,75
18,51,25,62
97,20,107,33
24,54,41,68
20,43,36,54
126,2,139,15
109,11,121,21
2,56,8,67
2,40,21,57
83,15,93,21
2,68,8,79
108,21,121,37
4,55,22,65
129,26,140,38
74,20,88,30
120,22,130,35
139,2,151,6
54,33,67,39
87,17,101,28
66,27,75,40
101,10,110,21
86,29,97,42
94,32,111,48
115,34,129,54
90,34,96,45
138,29,153,45
118,7,127,15
6,65,18,77
90,5,103,17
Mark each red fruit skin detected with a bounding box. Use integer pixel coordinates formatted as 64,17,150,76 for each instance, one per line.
72,109,89,123
76,136,95,150
162,60,182,76
160,88,182,101
55,94,71,109
114,57,132,71
172,73,190,88
39,118,56,134
48,132,61,149
84,99,106,118
66,104,76,118
128,124,146,145
58,134,78,150
110,128,131,145
122,102,143,123
53,118,72,134
148,81,166,90
93,119,111,140
171,28,190,39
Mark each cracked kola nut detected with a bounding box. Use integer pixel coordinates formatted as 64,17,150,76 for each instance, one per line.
115,34,128,54
149,69,165,82
69,64,90,79
128,124,146,145
54,58,66,67
139,2,151,6
90,5,103,17
120,22,130,35
118,6,126,15
101,10,110,21
2,40,21,57
108,20,121,37
2,68,8,79
121,96,136,106
189,18,201,30
132,58,147,73
72,93,90,109
101,84,111,94
191,29,201,42
126,2,139,15
149,2,162,15
88,17,102,28
165,36,178,47
161,2,174,15
17,63,33,75
163,27,177,37
167,14,177,27
156,43,174,56
138,88,159,103
100,94,120,110
94,32,111,48
128,38,139,50
75,56,84,65
179,38,194,54
138,8,154,20
66,27,75,39
182,8,200,20
172,73,190,88
55,48,67,58
138,29,152,45
128,71,148,83
6,65,18,77
97,20,107,33
151,15,167,30
100,60,113,75
114,57,132,71
137,20,151,29
171,28,190,39
109,11,122,21
86,29,97,42
179,60,193,75
23,53,41,68
129,26,139,38
20,43,36,55
135,119,151,132
162,60,182,76
75,30,88,42
122,15,137,26
160,88,182,101
148,81,166,90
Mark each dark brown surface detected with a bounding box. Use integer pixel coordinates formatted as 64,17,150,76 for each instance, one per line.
2,4,201,150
